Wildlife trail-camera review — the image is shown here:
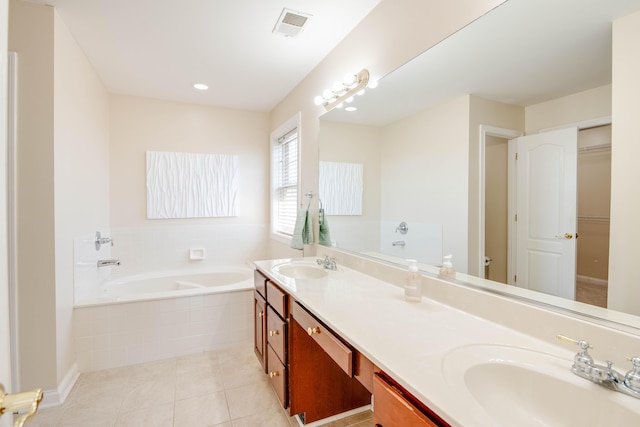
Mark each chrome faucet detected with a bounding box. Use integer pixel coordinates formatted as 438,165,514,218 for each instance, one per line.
557,335,640,398
97,259,121,268
316,255,337,270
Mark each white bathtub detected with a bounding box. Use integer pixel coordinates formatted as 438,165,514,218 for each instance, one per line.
74,265,255,372
76,265,254,307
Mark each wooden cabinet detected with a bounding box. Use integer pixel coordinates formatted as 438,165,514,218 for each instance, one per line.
253,291,266,371
289,302,371,424
253,267,268,371
254,269,289,408
373,373,449,427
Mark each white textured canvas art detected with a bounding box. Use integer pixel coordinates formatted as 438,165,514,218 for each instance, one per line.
146,151,238,218
319,161,363,215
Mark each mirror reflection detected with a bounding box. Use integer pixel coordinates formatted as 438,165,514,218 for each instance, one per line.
318,0,640,319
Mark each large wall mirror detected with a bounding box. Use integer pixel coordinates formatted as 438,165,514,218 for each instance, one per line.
319,0,640,328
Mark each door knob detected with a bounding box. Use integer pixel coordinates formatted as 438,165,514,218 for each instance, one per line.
564,233,573,239
0,384,43,427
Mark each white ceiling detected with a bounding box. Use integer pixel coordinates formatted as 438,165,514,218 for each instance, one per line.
323,0,640,126
43,0,381,112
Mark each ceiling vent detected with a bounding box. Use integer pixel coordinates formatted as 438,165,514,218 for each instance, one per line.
273,8,312,37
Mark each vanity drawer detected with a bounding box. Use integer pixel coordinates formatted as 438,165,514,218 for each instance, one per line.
292,302,353,376
267,306,286,363
267,344,288,408
254,269,267,299
267,281,287,318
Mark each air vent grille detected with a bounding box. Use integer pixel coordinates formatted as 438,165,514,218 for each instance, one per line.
273,8,312,37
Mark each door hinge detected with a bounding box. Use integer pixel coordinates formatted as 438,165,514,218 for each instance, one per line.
515,152,518,160
515,213,518,222
514,275,517,283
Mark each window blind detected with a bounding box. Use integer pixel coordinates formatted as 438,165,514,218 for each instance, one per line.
274,129,298,236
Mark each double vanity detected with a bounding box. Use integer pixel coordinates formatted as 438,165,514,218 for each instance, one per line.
253,253,640,426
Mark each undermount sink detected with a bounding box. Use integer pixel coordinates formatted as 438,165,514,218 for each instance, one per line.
273,263,328,280
442,344,640,426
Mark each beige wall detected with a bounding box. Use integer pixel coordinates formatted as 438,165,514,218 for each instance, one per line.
53,11,110,385
268,0,506,259
468,95,524,276
382,96,471,270
1,0,11,406
9,0,57,391
318,120,382,242
609,11,640,313
525,85,611,133
109,95,270,228
484,136,508,283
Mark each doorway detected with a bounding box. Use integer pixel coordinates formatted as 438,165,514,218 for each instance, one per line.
480,123,611,307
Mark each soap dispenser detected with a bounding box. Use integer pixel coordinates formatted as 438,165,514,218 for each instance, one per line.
404,259,421,302
439,255,455,278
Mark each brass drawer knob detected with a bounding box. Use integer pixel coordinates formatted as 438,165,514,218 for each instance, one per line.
269,330,280,337
269,371,280,378
307,327,320,336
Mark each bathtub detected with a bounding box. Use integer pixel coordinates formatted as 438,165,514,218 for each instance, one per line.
76,265,254,307
74,265,255,372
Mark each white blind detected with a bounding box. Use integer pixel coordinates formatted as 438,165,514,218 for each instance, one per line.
274,129,298,236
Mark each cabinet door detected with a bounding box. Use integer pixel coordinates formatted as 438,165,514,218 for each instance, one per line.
373,374,446,427
267,345,288,408
254,291,267,371
267,306,287,364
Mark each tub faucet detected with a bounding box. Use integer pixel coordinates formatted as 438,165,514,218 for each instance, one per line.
97,259,121,268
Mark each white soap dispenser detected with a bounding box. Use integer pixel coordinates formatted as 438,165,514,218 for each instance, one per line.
439,255,455,278
404,259,422,302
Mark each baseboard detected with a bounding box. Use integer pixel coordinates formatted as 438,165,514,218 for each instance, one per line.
577,275,608,287
39,363,80,409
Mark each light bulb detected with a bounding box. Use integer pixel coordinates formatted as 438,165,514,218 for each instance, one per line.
345,96,354,103
333,81,343,92
323,89,333,99
368,79,379,89
357,89,366,96
336,103,344,109
314,95,325,106
343,73,356,86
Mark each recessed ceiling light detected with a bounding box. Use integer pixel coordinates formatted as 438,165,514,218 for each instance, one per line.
193,83,209,90
345,107,357,112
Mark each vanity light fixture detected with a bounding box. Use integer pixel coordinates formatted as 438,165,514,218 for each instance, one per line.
314,69,376,112
193,83,209,90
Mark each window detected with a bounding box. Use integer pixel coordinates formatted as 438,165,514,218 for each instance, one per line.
271,114,300,242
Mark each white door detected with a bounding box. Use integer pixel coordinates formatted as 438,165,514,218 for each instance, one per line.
514,127,578,299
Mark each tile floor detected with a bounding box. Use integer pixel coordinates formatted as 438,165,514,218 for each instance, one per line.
24,345,373,427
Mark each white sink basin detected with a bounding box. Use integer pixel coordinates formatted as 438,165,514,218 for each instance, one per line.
273,263,328,280
442,344,640,426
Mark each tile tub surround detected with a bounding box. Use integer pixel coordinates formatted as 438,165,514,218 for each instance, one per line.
256,255,640,426
74,290,253,372
26,347,374,427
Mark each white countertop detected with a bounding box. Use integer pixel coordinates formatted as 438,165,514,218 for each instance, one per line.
253,257,587,426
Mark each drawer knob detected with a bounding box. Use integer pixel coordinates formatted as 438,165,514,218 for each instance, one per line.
258,311,264,318
307,327,320,336
269,330,280,337
269,371,280,378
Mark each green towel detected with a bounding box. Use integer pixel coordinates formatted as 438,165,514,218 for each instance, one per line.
291,208,314,250
318,208,331,246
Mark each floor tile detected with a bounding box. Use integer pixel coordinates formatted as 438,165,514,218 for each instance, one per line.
120,378,176,412
176,368,225,400
115,403,174,427
225,381,282,420
174,391,230,427
231,407,291,427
